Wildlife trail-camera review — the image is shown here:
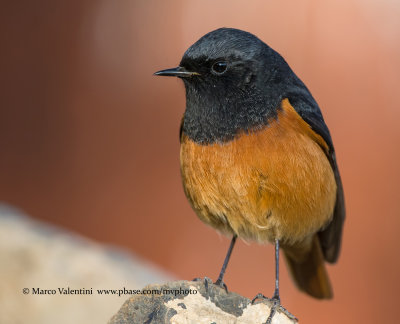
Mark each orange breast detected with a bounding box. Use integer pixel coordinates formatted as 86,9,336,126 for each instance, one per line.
180,99,336,244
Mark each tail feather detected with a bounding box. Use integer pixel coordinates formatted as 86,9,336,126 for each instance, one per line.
283,235,333,299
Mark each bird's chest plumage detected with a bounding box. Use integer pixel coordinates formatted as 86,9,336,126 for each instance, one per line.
180,99,337,244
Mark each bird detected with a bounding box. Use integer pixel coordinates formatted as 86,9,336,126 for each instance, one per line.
155,27,345,322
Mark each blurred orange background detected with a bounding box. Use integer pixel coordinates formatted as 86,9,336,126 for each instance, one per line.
1,1,399,323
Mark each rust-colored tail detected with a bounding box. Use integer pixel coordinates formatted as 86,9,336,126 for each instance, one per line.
283,235,333,299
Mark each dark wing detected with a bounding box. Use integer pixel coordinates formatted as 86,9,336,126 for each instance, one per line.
289,94,345,264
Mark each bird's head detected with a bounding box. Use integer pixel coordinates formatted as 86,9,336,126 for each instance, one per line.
155,28,304,144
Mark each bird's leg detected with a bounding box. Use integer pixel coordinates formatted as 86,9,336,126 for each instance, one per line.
252,239,297,323
272,238,280,299
266,238,281,323
214,235,237,291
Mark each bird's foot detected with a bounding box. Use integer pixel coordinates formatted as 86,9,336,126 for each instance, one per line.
192,276,229,294
214,278,229,293
251,293,297,323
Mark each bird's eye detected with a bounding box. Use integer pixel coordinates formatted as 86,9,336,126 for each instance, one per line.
211,61,228,74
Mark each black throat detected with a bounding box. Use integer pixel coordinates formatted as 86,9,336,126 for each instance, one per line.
181,79,282,145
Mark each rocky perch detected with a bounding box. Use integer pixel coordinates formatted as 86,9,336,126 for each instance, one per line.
109,279,297,324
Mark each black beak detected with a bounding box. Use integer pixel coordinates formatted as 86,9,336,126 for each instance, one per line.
154,66,199,78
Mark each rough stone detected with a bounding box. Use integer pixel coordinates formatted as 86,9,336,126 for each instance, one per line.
109,279,297,324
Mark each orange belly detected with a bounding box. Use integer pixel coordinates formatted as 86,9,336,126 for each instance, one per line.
180,99,337,244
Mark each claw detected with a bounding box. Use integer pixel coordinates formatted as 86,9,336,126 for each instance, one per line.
251,293,297,323
251,293,267,304
214,278,228,293
192,277,213,296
